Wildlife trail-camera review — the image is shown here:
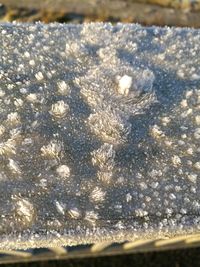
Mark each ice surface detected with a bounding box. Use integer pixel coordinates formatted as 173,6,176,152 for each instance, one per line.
0,22,200,249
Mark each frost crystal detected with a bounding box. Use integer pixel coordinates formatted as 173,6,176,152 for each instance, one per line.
55,201,66,215
50,100,69,119
56,165,70,178
91,143,115,171
88,108,131,144
118,75,133,96
57,81,70,95
0,22,200,249
8,159,21,174
13,196,36,226
35,71,44,81
41,140,63,159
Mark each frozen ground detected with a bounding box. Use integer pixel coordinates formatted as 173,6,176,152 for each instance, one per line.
0,22,200,249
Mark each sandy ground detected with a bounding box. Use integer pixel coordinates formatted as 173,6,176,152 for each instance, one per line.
0,0,200,27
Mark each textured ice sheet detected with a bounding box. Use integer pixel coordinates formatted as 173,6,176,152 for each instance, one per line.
0,22,200,249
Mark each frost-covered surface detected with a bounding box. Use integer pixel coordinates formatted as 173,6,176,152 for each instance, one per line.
0,22,200,249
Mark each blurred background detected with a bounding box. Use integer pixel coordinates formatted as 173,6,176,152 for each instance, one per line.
0,0,200,27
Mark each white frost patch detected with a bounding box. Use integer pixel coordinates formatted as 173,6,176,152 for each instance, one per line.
185,90,193,99
91,143,115,171
186,148,194,155
85,210,99,225
194,128,200,140
187,173,197,183
8,159,21,174
20,88,28,94
0,89,5,97
68,208,81,219
0,125,5,136
191,73,200,80
56,165,70,178
14,197,35,224
135,209,148,217
177,69,185,78
41,140,63,159
57,81,70,95
115,221,125,230
10,128,21,140
194,162,200,170
88,109,131,144
7,112,21,126
29,59,35,66
140,182,148,190
117,75,132,96
161,116,171,126
7,84,14,90
0,139,16,156
26,93,38,103
181,108,193,118
150,124,164,139
126,193,132,202
169,193,176,200
97,171,113,184
35,71,44,81
180,99,188,108
90,186,106,203
195,115,200,126
14,98,24,108
49,100,69,119
172,155,181,167
55,201,66,215
24,51,30,58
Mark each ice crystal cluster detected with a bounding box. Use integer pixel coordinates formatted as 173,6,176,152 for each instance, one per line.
0,22,200,249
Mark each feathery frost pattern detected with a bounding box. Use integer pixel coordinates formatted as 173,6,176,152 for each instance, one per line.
0,23,200,249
